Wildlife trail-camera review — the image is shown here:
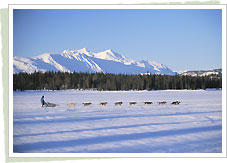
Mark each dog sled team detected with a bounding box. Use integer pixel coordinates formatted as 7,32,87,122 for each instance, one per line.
41,95,181,108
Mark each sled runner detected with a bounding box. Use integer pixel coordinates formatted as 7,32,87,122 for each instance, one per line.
44,102,57,107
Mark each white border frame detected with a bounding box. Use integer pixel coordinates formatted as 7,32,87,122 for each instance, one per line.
9,4,227,158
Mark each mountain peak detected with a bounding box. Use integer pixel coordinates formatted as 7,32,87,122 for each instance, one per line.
105,49,114,52
81,47,89,51
62,48,90,55
62,49,71,54
77,48,89,53
13,48,176,75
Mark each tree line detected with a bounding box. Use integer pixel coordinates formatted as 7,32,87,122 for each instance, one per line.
13,71,222,91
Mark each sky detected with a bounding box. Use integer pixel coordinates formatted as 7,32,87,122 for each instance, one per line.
13,9,222,71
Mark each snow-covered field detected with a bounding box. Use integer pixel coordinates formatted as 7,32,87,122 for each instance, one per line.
13,90,222,153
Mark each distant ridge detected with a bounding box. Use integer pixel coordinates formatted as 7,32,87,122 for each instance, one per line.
13,48,176,75
178,68,222,77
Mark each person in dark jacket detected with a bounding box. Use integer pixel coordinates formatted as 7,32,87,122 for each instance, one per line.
41,96,46,107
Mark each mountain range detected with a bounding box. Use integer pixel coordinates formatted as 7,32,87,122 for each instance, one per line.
13,48,176,75
179,68,222,77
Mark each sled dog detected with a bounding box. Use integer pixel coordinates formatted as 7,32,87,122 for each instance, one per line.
171,101,181,105
129,102,137,106
144,102,153,105
158,101,167,105
67,103,76,107
115,102,123,106
83,102,92,106
99,102,108,106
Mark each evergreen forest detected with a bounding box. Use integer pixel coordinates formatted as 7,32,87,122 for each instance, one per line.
13,71,222,91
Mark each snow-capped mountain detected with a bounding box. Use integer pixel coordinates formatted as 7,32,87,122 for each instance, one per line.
13,48,176,75
179,68,222,77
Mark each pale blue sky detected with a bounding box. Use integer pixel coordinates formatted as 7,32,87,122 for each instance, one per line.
13,9,222,71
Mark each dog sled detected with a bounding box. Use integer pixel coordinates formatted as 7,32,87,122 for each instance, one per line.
44,102,57,107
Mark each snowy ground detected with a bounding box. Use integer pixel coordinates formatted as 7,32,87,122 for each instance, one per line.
13,89,222,153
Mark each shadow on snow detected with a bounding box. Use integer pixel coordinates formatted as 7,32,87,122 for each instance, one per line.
13,124,221,153
13,110,222,125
